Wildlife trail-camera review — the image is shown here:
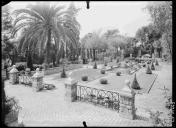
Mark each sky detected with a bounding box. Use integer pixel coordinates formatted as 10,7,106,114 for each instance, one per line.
8,1,151,38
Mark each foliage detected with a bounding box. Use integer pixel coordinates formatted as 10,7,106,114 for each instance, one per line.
151,62,155,70
100,78,108,84
147,110,164,126
116,71,121,76
12,2,80,65
2,5,18,65
131,74,140,89
145,1,172,57
100,69,105,74
93,62,97,69
60,67,67,78
155,59,159,65
81,76,88,81
146,65,152,74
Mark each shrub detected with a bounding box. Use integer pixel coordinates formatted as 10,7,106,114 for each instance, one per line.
60,67,67,78
42,63,48,70
16,64,26,71
155,59,159,66
147,110,163,127
146,65,152,74
131,74,140,89
82,76,88,81
151,62,155,70
49,63,53,68
100,78,108,84
93,62,97,69
104,61,107,66
100,69,105,74
116,71,121,76
116,59,119,63
45,84,56,90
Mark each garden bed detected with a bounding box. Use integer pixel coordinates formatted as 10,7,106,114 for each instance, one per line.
69,68,107,83
85,72,157,94
44,64,83,75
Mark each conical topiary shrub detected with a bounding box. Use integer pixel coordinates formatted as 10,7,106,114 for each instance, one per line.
155,59,159,66
151,62,155,70
131,73,140,89
93,62,97,69
60,67,67,78
116,58,119,63
104,61,107,66
146,64,152,74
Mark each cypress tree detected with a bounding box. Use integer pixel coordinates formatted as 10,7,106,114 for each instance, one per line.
151,62,155,70
131,73,140,89
155,59,159,66
146,64,152,74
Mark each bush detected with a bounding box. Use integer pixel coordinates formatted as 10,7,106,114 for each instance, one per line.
60,67,67,78
82,76,88,81
104,62,107,66
116,59,119,63
45,84,55,90
100,69,105,74
93,62,97,69
155,59,159,66
100,78,108,84
16,64,26,72
151,63,155,70
146,65,152,74
49,63,53,68
116,71,121,76
42,63,48,70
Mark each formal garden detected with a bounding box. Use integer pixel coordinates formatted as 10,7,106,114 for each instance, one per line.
2,1,173,127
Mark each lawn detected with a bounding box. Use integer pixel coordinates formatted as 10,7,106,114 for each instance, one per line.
69,68,107,83
85,72,157,94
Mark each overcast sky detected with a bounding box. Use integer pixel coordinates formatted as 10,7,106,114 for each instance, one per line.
8,1,151,38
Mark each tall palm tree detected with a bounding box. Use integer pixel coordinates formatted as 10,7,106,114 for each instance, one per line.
12,3,70,65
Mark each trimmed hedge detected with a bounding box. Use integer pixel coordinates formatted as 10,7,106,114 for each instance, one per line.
82,76,88,81
93,62,97,69
60,68,67,78
116,71,121,76
100,69,105,74
100,78,108,84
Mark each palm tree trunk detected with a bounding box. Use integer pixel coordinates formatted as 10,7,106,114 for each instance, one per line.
45,29,51,65
93,48,96,61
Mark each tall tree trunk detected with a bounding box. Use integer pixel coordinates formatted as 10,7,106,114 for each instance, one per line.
45,29,51,65
93,48,96,61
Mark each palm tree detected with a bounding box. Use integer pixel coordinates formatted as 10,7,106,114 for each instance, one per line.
12,3,70,65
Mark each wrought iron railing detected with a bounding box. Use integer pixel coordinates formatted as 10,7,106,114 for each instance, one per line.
19,73,32,85
76,85,120,112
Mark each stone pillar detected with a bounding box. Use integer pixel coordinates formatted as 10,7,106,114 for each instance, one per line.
32,68,44,91
130,54,132,59
9,65,19,85
65,77,77,102
119,80,136,120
